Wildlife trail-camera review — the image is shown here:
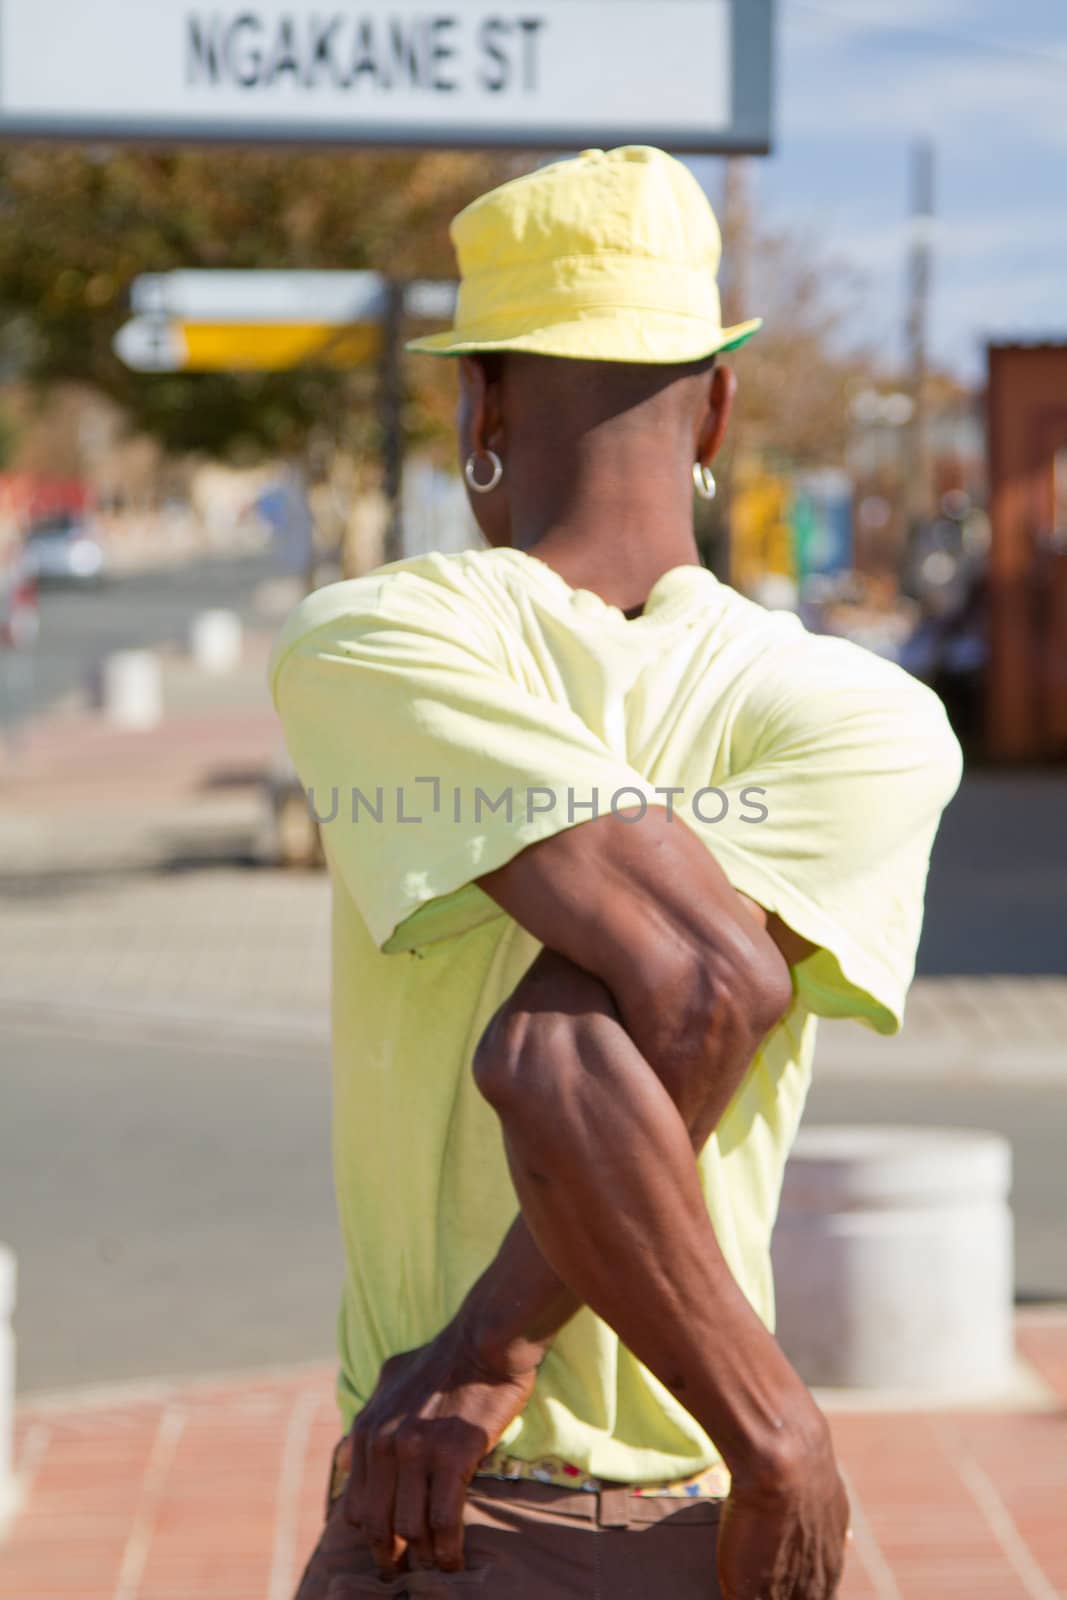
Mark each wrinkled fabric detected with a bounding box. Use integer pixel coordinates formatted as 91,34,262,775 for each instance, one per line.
405,146,762,364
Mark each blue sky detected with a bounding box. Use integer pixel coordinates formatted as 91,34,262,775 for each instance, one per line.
695,0,1066,382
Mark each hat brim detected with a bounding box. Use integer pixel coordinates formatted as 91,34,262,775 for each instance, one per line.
405,314,763,363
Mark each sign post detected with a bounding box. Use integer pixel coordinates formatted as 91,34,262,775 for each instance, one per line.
115,270,460,550
0,0,774,155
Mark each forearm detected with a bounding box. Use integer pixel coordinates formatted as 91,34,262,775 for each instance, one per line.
459,919,781,1374
484,994,809,1473
459,980,763,1372
467,958,816,1481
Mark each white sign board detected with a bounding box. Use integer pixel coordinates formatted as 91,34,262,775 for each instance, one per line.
130,270,388,324
0,0,774,153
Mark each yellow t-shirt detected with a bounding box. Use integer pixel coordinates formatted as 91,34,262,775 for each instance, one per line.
270,546,962,1487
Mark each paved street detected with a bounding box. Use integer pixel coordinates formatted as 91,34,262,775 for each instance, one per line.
919,768,1067,977
2,547,281,729
1,1009,335,1396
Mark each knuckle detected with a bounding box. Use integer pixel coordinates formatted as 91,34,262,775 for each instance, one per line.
394,1425,424,1465
368,1429,395,1463
429,1440,463,1473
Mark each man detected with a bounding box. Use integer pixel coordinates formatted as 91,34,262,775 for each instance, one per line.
273,147,962,1599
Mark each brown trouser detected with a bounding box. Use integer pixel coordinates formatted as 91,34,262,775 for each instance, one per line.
295,1465,723,1600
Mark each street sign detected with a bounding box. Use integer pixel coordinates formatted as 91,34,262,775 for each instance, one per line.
113,317,187,374
114,317,384,372
130,270,389,324
114,270,457,371
0,0,774,155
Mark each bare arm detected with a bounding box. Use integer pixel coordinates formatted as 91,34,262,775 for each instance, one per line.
468,813,813,1461
350,811,845,1597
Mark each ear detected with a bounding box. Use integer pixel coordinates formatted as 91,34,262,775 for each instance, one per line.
459,355,506,456
695,364,737,469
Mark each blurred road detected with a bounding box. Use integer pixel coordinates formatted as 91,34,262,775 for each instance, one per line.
1,1009,337,1396
1,1005,1064,1397
919,768,1067,977
4,548,278,726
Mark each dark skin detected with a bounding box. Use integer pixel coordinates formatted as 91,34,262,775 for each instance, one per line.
337,352,849,1599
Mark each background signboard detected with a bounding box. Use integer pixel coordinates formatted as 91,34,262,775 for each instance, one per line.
0,0,774,154
114,270,458,370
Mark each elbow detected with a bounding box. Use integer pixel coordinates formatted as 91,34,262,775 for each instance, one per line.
660,925,793,1073
473,960,620,1119
723,934,794,1054
740,928,795,1042
472,1005,527,1113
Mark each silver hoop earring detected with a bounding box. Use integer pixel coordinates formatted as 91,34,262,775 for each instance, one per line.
465,450,504,495
693,463,717,502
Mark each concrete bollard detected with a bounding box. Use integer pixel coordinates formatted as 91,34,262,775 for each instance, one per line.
772,1126,1013,1394
190,610,242,675
0,1246,14,1526
101,650,163,730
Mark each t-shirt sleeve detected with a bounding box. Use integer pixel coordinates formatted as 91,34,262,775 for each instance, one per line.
270,576,657,954
690,632,963,1036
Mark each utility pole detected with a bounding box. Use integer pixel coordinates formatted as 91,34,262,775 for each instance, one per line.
720,156,752,585
905,139,935,539
721,157,752,332
379,279,406,566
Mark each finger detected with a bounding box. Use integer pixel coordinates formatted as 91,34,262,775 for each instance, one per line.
344,1426,367,1528
428,1454,468,1573
394,1442,432,1567
364,1436,405,1576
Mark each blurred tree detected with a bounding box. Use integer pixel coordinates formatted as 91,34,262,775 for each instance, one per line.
0,145,521,458
700,159,877,575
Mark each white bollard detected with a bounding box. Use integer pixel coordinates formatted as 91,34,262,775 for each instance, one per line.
102,650,163,731
189,610,242,675
0,1246,15,1527
772,1126,1014,1394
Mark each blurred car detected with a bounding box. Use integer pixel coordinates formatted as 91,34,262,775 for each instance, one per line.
1,536,38,740
21,511,106,585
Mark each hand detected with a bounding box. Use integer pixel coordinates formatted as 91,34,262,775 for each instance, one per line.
346,1319,539,1577
717,1413,851,1600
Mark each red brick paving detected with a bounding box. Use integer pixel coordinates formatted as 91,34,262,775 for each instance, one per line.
3,707,279,819
2,1312,1065,1599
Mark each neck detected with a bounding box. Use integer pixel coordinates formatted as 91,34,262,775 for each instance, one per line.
507,446,701,611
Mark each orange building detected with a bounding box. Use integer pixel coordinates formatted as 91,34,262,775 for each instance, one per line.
987,343,1067,761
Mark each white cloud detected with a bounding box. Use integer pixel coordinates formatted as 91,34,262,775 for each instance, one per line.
783,0,978,44
836,210,1067,274
780,15,1067,147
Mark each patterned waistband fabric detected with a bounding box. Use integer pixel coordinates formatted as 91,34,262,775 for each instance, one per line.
473,1448,730,1500
329,1438,729,1507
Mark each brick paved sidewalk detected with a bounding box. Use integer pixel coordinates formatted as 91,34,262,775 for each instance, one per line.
3,1311,1065,1600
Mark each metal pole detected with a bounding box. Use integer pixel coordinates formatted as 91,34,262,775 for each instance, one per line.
720,156,752,585
379,280,405,566
905,139,935,535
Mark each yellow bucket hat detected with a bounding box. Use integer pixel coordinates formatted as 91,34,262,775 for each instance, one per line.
406,145,762,366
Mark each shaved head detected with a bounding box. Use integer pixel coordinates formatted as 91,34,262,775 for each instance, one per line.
456,347,736,585
476,352,718,442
